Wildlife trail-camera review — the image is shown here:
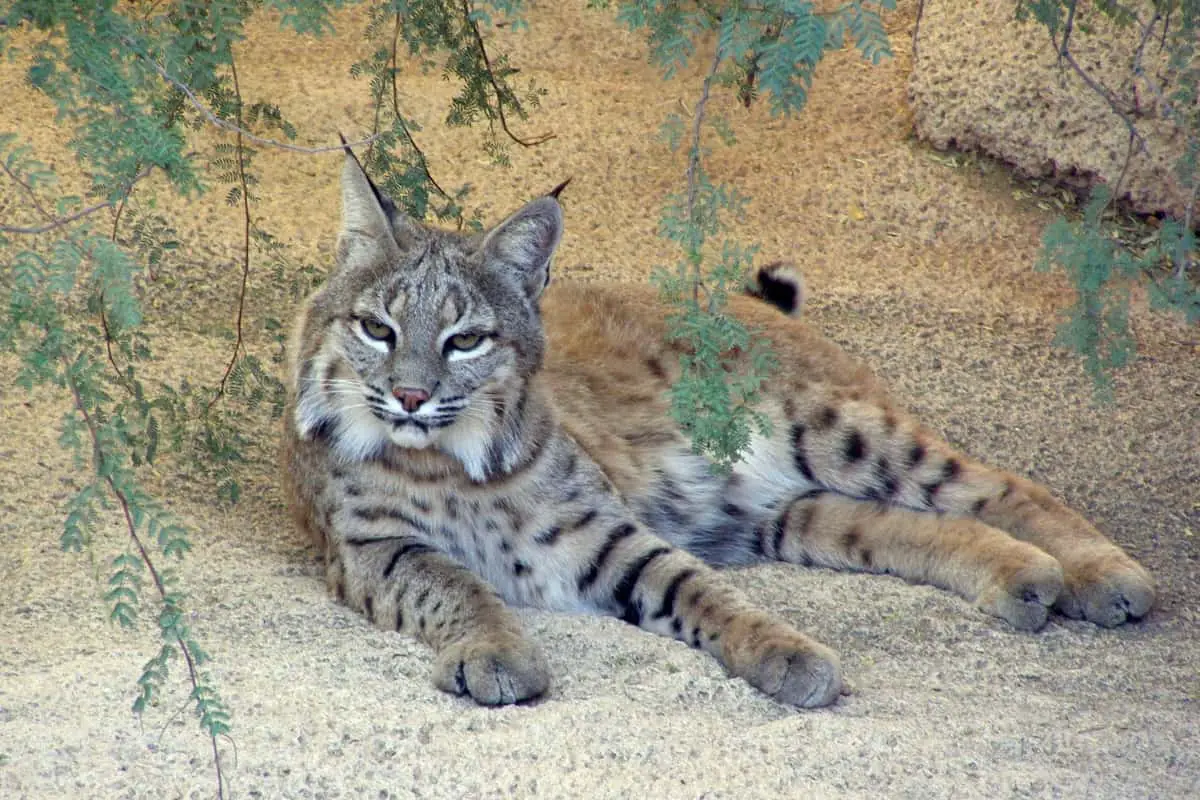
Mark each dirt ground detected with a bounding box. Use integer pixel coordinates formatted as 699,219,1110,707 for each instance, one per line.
1,2,1197,798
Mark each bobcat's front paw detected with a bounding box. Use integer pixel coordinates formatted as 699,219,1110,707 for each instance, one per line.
725,619,843,708
433,634,550,706
976,556,1064,632
1055,549,1155,627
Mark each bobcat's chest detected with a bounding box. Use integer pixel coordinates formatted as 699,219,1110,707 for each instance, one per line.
371,481,593,613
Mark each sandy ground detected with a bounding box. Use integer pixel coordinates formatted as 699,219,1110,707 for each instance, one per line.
1,2,1198,798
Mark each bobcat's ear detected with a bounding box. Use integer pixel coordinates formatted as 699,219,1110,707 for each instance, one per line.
482,196,563,301
337,148,420,266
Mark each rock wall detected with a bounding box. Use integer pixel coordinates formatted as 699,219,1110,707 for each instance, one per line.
909,0,1192,219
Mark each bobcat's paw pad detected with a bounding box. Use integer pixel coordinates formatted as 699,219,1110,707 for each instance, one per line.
433,637,550,706
976,558,1064,632
1055,554,1156,628
740,637,843,709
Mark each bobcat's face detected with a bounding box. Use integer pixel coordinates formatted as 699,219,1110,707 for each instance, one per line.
291,153,561,469
327,242,540,454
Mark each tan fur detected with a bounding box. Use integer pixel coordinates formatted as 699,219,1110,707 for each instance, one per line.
280,156,1155,708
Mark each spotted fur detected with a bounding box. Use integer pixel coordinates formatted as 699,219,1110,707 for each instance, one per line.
280,153,1156,707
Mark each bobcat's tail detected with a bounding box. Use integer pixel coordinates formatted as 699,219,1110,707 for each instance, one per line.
746,262,805,318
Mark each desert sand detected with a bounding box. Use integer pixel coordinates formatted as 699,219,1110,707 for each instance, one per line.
1,2,1197,798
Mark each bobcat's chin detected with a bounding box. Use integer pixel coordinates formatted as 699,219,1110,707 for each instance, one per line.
388,423,436,449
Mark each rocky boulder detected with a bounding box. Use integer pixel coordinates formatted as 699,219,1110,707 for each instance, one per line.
909,0,1193,220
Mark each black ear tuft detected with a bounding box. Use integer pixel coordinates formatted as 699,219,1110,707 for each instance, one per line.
547,178,572,200
746,262,806,318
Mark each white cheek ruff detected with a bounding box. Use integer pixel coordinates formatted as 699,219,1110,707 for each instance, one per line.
295,354,334,439
438,416,492,481
331,404,394,461
436,399,497,481
294,351,393,460
445,337,494,363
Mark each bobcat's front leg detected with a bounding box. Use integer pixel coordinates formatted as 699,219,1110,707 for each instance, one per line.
572,523,842,708
331,536,549,705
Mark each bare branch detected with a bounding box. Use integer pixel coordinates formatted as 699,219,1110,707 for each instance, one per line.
1054,43,1149,156
62,359,226,800
210,55,254,407
913,0,926,62
390,13,453,203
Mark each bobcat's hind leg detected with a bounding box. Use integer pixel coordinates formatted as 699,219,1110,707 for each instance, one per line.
969,475,1155,626
760,491,1065,631
780,397,1155,626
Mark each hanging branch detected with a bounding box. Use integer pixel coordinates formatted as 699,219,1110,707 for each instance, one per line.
211,55,254,406
460,0,555,147
684,43,726,306
124,38,379,154
63,360,227,800
1047,1,1149,157
1048,3,1196,278
389,12,453,203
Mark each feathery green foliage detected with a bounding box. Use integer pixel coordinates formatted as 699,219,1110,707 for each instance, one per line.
1017,0,1200,394
2,0,549,793
592,0,894,467
3,0,897,790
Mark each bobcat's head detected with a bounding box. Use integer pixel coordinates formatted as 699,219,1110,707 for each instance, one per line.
291,152,563,480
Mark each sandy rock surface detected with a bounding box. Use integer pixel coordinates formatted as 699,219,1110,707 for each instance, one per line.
910,0,1193,218
2,2,1198,798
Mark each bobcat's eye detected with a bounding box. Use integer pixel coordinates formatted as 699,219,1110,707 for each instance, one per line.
361,318,394,342
447,332,484,352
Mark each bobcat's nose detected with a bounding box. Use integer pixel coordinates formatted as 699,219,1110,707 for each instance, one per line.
393,387,431,413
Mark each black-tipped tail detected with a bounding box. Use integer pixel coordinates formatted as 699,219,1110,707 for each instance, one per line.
746,262,805,318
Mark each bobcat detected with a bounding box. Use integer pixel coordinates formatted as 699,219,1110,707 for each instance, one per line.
281,152,1156,708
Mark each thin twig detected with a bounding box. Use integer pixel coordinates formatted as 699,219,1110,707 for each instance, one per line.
685,43,727,306
125,37,379,154
110,176,134,243
1131,10,1161,102
1057,0,1077,71
98,302,137,398
460,0,554,147
1131,59,1200,151
1046,2,1148,157
0,160,154,234
390,14,453,203
1176,183,1197,280
63,359,226,800
211,56,253,407
0,156,54,219
913,0,926,62
1056,49,1149,155
1122,12,1198,278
